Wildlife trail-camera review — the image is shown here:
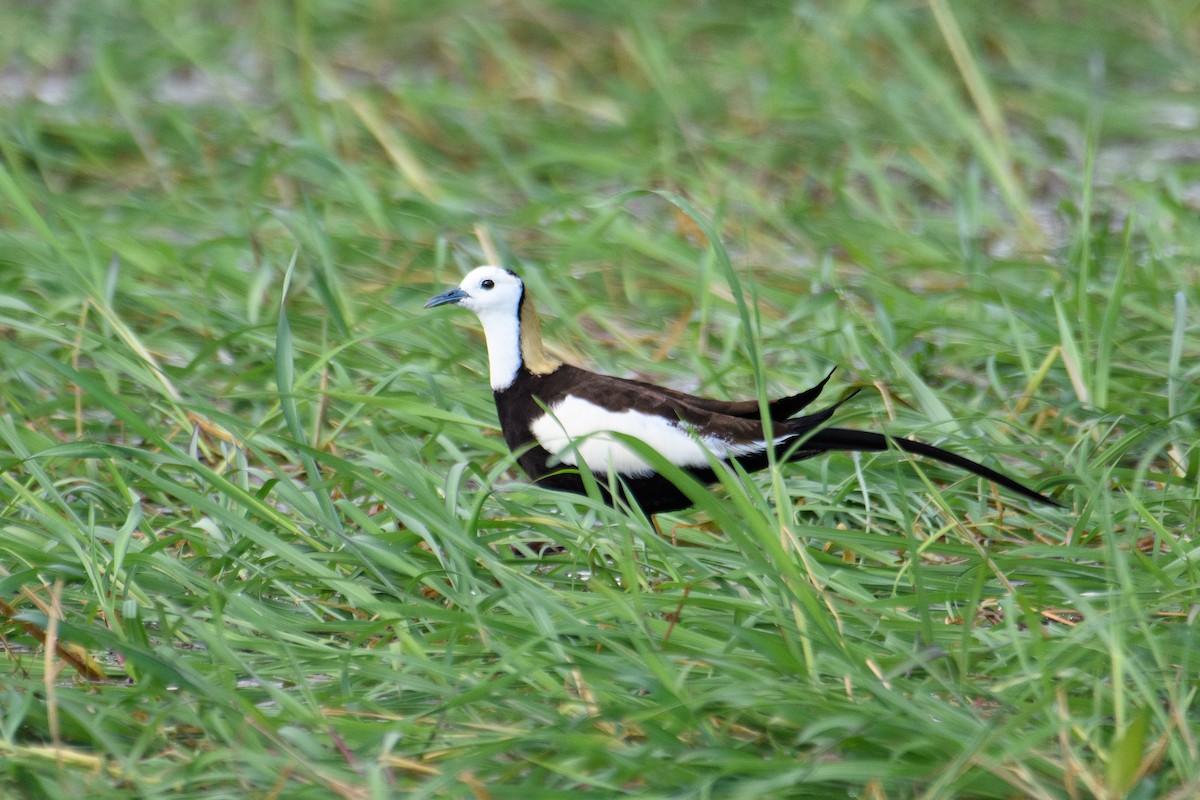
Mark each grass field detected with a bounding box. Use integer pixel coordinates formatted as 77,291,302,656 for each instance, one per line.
2,1,1198,797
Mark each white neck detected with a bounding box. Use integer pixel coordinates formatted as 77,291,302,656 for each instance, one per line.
476,307,524,390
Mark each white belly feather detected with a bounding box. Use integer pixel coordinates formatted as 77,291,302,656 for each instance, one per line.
529,395,772,477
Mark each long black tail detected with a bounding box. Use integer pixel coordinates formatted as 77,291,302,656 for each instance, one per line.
803,427,1063,508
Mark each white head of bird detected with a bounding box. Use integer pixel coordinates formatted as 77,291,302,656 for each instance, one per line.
424,266,560,390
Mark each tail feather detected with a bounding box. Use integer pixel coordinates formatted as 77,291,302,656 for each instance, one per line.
766,367,837,420
785,388,862,430
801,427,1063,508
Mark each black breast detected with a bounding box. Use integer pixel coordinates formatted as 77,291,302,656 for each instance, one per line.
493,366,578,485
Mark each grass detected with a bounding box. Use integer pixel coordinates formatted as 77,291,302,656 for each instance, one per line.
1,1,1198,797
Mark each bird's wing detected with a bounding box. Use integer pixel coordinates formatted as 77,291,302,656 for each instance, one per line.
527,372,790,477
616,367,837,420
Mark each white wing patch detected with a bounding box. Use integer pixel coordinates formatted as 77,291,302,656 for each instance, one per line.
529,395,774,477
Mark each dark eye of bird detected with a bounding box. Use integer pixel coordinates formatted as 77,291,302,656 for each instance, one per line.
481,279,495,290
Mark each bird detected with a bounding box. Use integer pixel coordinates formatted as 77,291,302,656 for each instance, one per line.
425,266,1061,514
